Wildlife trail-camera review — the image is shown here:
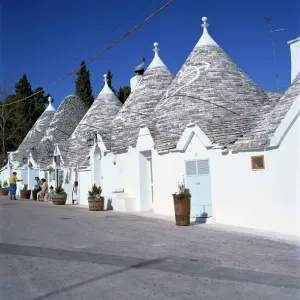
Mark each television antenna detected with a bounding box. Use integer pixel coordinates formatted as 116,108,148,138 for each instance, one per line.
264,17,284,91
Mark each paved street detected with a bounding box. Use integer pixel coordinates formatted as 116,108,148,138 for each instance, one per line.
0,196,299,300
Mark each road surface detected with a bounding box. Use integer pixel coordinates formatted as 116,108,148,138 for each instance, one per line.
0,196,299,299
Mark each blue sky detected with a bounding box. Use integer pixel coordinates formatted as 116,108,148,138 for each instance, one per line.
1,0,299,108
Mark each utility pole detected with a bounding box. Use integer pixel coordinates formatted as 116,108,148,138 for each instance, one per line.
264,17,284,91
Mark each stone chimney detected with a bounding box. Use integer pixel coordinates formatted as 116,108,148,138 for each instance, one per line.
130,58,145,92
287,37,300,83
130,74,143,92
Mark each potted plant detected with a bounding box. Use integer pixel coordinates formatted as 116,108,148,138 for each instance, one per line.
88,184,104,211
52,185,67,205
172,179,191,226
20,184,31,199
0,181,9,196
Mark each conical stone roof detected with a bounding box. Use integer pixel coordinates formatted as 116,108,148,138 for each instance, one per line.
66,75,122,167
234,72,300,150
34,95,89,170
110,42,174,153
10,98,56,169
153,17,270,151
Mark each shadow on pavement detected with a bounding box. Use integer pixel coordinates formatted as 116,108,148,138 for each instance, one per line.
1,242,299,296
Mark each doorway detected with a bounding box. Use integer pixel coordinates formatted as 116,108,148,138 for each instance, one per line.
185,159,212,217
139,151,153,211
93,146,101,186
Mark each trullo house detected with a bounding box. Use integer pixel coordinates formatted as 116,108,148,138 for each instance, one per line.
55,74,122,204
31,95,88,188
150,18,299,236
93,42,174,211
2,98,56,193
87,17,298,236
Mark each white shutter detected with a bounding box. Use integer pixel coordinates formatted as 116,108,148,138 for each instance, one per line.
185,160,197,176
197,159,210,175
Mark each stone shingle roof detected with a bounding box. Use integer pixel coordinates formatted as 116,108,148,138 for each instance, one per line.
66,76,122,167
153,18,270,151
265,92,283,106
10,101,56,169
110,43,174,153
233,72,300,150
33,95,89,170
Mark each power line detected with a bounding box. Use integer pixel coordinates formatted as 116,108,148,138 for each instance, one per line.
0,0,174,108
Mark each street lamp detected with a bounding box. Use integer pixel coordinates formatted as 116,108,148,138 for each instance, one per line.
48,151,54,159
87,132,98,148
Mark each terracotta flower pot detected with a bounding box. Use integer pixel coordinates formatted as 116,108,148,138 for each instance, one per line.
52,194,67,205
0,188,9,196
20,190,31,199
88,197,104,211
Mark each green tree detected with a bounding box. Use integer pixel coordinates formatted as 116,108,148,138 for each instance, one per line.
117,86,131,104
105,69,117,94
15,74,34,118
0,77,52,167
75,61,94,107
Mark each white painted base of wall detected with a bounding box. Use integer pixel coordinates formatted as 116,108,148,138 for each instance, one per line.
106,193,136,212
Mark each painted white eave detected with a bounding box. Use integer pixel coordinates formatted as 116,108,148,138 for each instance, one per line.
176,124,212,151
287,37,300,45
269,94,300,147
136,126,154,151
53,144,61,156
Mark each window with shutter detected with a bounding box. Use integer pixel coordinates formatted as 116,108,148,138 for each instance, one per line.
185,160,197,176
197,159,210,175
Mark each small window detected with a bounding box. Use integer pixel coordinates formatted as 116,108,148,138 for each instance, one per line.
251,155,265,170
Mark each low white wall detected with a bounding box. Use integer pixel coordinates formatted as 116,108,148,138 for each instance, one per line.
0,167,9,185
101,149,140,210
211,117,299,236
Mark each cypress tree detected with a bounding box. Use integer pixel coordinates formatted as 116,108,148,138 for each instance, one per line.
15,74,34,117
117,86,131,104
105,69,117,94
75,61,94,107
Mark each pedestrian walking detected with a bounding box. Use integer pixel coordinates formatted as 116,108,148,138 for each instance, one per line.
9,172,23,200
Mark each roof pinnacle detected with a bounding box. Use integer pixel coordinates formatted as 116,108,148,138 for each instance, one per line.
195,16,219,48
99,73,115,96
201,16,209,29
45,96,55,112
154,42,159,54
147,42,167,69
104,74,108,83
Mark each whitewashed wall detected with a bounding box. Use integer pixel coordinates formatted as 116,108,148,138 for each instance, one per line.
89,117,300,236
0,167,9,186
211,116,299,236
152,133,210,215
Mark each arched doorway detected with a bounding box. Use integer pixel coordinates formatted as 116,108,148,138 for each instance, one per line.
93,146,101,186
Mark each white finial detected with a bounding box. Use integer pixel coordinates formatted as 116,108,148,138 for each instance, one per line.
99,73,115,96
196,16,219,48
153,42,159,53
45,96,55,111
202,16,209,28
148,42,167,69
